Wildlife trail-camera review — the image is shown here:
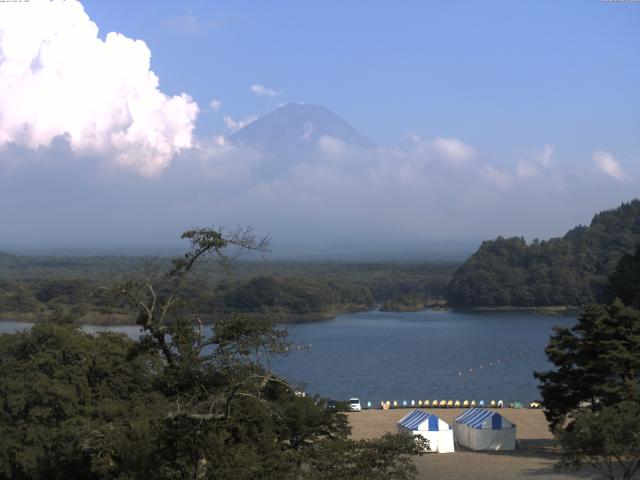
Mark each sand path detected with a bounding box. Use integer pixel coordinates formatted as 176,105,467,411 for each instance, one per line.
347,409,604,479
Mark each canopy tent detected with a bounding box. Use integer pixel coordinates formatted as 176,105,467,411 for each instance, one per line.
396,410,454,453
454,408,516,451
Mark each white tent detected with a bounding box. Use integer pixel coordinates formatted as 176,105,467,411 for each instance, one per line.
454,408,516,451
396,410,455,453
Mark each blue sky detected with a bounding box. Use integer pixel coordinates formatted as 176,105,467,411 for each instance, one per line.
82,0,640,163
0,1,639,251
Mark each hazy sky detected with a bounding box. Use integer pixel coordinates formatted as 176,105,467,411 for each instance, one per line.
0,1,638,252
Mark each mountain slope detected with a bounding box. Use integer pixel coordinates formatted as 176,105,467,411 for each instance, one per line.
447,200,640,307
229,103,375,173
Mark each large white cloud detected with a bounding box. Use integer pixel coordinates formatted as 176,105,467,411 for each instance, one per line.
0,0,198,176
405,134,476,167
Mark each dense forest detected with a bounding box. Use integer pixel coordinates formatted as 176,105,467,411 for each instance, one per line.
0,253,457,324
447,200,640,308
0,228,426,479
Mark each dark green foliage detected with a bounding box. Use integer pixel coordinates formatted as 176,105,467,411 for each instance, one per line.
0,280,40,312
609,245,640,308
448,200,640,307
0,323,166,479
557,401,640,480
0,252,457,323
303,433,427,480
217,276,375,316
536,250,640,479
534,300,640,430
0,228,427,479
263,380,350,450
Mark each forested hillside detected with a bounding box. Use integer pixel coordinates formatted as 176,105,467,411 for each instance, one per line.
0,254,456,324
0,228,426,479
447,200,640,307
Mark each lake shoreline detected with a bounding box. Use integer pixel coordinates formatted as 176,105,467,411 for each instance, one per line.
0,304,373,327
0,304,580,327
451,305,581,316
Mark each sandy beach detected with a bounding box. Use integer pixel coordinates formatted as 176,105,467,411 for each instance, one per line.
347,409,603,479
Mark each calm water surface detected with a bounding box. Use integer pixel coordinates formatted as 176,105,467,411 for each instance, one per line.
0,309,576,404
273,309,576,404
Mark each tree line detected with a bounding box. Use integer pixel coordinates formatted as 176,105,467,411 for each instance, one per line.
0,253,457,324
0,228,427,480
447,200,640,308
535,243,640,479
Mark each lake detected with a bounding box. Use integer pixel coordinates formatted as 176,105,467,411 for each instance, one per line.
273,309,576,405
0,309,576,405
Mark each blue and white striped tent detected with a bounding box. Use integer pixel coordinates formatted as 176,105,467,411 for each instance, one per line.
454,408,516,451
397,410,454,453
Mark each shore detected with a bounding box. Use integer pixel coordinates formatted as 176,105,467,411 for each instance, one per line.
347,409,601,479
455,305,581,316
0,304,372,326
0,303,579,327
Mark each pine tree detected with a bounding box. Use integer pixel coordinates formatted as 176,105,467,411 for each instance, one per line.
535,301,640,429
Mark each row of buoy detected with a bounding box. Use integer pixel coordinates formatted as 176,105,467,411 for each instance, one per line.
375,399,542,410
457,349,533,376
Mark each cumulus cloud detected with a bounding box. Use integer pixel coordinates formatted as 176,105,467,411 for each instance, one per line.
1,125,637,249
209,99,223,112
317,135,348,158
0,5,635,251
223,115,257,132
592,150,629,181
250,84,281,97
406,134,476,167
430,137,476,166
0,0,198,176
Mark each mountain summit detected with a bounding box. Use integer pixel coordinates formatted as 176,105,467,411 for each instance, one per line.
229,104,375,171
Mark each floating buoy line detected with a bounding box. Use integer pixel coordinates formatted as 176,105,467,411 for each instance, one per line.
455,345,540,377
